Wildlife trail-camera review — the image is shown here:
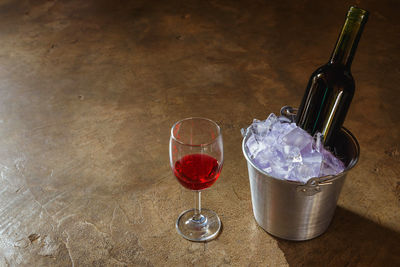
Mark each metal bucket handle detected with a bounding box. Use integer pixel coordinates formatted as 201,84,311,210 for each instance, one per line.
280,105,298,122
296,177,333,196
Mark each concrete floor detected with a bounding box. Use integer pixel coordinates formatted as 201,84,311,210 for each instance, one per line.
0,0,399,266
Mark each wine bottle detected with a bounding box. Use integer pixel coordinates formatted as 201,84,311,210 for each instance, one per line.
295,6,368,148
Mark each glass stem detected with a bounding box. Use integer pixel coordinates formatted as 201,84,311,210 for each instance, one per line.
193,190,202,221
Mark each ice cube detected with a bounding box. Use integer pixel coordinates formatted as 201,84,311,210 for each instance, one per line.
278,116,291,123
303,151,323,165
283,127,313,151
253,149,273,170
313,132,323,152
246,134,266,159
240,127,247,137
283,145,302,163
319,149,345,176
270,163,291,180
291,164,320,183
264,113,278,128
250,114,278,141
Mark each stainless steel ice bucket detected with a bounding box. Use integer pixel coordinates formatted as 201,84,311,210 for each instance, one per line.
242,126,359,241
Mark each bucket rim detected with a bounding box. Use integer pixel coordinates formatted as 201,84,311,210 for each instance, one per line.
242,127,360,184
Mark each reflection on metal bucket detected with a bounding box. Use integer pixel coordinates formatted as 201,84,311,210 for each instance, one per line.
242,108,359,241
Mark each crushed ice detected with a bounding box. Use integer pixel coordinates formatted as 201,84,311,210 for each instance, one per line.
242,113,345,183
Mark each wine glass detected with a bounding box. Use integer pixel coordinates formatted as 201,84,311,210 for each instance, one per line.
169,117,224,242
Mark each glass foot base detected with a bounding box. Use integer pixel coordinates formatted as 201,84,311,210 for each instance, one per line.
176,208,221,242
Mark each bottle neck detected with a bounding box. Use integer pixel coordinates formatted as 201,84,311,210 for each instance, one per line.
329,7,368,69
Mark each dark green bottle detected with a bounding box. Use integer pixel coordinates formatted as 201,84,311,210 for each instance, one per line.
295,6,369,148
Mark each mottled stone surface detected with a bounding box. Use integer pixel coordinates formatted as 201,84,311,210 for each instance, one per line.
0,0,399,266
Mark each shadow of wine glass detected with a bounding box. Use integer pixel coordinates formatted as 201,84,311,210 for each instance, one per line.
275,206,400,266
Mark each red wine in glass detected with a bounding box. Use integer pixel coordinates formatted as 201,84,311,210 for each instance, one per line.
174,154,221,190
